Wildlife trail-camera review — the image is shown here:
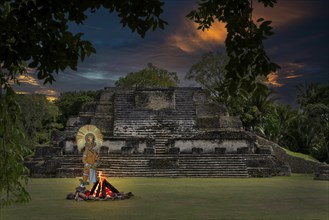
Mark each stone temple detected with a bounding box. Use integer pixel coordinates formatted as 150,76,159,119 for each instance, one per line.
27,87,291,178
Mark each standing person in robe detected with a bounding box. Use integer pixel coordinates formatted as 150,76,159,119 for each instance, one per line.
76,125,103,188
81,133,98,186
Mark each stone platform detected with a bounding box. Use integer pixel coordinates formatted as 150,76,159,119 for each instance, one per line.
26,87,291,178
27,153,289,178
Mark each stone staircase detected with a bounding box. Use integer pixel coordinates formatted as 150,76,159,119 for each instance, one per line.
112,89,198,138
314,165,329,180
154,138,169,154
56,154,250,178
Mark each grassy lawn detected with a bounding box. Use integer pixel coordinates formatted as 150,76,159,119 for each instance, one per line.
1,175,328,220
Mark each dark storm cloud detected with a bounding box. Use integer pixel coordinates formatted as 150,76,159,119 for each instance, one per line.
262,0,329,104
15,0,328,105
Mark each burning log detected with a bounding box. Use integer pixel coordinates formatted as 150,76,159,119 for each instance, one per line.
103,179,120,193
66,172,133,201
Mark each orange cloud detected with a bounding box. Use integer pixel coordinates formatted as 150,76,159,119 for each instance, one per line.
16,91,31,95
13,74,59,101
17,75,40,86
169,1,312,53
253,1,312,28
266,72,284,87
36,89,59,101
36,89,58,96
170,1,312,53
169,34,199,53
168,20,226,53
287,62,304,69
281,62,304,79
285,74,303,79
194,21,227,44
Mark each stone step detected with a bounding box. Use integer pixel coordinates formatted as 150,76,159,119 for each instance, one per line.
155,141,168,144
103,170,249,175
114,115,196,118
57,154,250,179
60,154,252,159
314,165,329,181
104,158,248,162
179,161,246,164
59,164,247,170
58,167,249,175
155,149,168,154
58,157,253,163
106,168,248,172
114,116,196,120
102,169,249,174
58,165,248,171
102,172,249,178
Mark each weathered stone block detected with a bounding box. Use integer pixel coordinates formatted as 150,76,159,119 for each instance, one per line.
256,146,272,155
100,146,109,154
237,147,250,154
219,116,243,129
53,147,63,156
65,116,91,128
214,147,226,154
169,147,180,155
192,147,203,154
121,146,138,155
135,89,175,111
98,89,115,101
196,117,220,128
193,90,229,117
146,138,155,148
144,148,154,155
314,165,329,181
219,140,250,153
126,139,139,148
63,140,78,155
35,147,53,158
103,140,125,154
80,102,96,114
149,158,178,169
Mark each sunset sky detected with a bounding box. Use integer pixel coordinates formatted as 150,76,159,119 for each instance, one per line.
14,0,329,105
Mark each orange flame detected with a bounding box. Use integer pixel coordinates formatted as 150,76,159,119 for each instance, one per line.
97,171,107,193
92,171,112,198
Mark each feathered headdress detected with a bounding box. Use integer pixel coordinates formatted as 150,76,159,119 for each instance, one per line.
76,125,103,152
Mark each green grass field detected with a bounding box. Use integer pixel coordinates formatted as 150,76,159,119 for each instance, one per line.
1,175,328,220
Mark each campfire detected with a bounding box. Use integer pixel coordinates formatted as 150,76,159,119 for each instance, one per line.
67,172,133,201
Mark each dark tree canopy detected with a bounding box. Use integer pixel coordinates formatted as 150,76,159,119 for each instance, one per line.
187,0,279,98
115,63,179,88
0,0,167,88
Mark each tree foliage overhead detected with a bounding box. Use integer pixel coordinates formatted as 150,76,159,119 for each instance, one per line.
0,88,31,207
115,63,179,88
0,0,167,88
187,0,279,99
